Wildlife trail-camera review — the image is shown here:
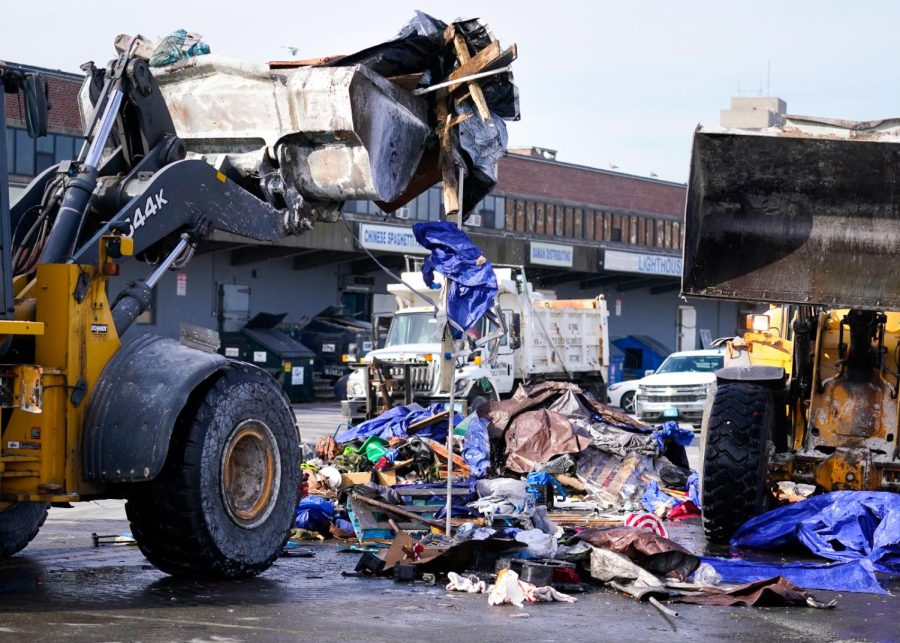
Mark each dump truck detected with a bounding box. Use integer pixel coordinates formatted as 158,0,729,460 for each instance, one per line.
682,116,900,542
342,267,609,421
0,16,517,576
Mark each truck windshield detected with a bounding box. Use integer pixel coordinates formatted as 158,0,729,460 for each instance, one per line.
656,354,723,373
385,312,438,346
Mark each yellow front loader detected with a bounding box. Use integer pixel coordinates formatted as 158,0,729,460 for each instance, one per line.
683,117,900,542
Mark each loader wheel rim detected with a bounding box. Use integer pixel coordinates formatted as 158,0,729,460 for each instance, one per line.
221,420,281,529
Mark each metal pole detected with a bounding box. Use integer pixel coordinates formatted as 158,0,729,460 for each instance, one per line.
0,88,14,318
443,166,466,535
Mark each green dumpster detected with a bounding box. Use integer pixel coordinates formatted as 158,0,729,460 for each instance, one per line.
220,313,317,403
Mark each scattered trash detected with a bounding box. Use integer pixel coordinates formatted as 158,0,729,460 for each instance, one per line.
446,572,487,593
91,532,137,547
149,29,210,68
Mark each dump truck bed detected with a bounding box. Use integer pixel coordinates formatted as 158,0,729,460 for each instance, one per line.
682,116,900,309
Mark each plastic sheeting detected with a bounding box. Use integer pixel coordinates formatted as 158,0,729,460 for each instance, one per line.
505,409,592,473
335,403,452,443
294,495,334,532
700,556,887,595
413,222,498,337
731,491,900,574
461,412,491,478
149,30,210,68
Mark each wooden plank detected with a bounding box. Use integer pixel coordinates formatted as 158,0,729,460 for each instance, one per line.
447,41,500,88
387,72,425,91
448,43,517,91
350,493,447,531
451,33,491,121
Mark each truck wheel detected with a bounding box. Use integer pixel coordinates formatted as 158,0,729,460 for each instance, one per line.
126,364,300,578
0,502,49,558
619,391,636,415
701,382,773,543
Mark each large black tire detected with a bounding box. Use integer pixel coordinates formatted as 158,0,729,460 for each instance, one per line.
701,382,773,544
126,364,301,578
0,502,49,558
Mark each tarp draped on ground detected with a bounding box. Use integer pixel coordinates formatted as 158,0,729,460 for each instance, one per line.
730,491,900,573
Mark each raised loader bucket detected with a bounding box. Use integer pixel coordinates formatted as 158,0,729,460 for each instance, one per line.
682,117,900,310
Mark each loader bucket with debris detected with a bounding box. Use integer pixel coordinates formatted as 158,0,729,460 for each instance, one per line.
681,117,900,310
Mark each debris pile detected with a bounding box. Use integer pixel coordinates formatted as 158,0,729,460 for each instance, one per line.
292,377,845,612
122,13,519,232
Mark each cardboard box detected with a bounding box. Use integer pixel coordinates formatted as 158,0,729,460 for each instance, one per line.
375,470,397,486
340,472,372,489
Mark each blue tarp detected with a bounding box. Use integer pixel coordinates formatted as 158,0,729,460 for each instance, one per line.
700,557,887,595
294,495,334,532
731,491,900,574
526,471,567,502
461,412,491,478
642,479,678,514
687,471,701,508
335,403,453,444
412,222,498,339
652,421,694,453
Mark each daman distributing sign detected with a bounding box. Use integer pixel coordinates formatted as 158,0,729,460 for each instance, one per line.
358,223,427,254
601,249,682,277
529,241,573,267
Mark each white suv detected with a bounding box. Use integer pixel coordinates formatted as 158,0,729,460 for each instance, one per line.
633,348,725,426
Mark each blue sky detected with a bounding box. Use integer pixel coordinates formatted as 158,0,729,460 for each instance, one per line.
5,0,899,182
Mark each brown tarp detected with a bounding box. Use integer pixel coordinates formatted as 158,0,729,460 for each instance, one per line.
481,381,647,438
504,409,592,473
673,576,833,608
572,526,700,581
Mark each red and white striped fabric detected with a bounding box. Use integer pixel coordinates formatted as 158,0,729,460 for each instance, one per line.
624,512,669,538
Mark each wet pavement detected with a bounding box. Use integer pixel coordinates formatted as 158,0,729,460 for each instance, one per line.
0,502,897,642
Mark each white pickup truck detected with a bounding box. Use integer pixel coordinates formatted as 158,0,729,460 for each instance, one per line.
341,267,609,421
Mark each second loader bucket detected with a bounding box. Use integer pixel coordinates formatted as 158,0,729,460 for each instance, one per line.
682,117,900,310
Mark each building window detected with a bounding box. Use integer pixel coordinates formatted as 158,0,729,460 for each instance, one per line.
35,135,54,173
14,129,34,175
493,196,506,229
5,129,13,171
535,202,545,234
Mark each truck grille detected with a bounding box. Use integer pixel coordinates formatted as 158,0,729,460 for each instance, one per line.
640,385,709,403
388,363,433,392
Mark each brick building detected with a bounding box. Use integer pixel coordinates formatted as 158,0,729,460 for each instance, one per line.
4,61,743,376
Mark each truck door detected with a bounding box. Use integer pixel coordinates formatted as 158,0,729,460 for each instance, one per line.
490,310,516,395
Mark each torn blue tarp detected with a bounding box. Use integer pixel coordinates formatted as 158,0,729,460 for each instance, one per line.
335,403,453,444
294,495,334,532
699,557,887,595
642,479,678,514
461,412,491,478
731,491,900,574
687,471,701,509
412,222,498,339
149,30,211,67
526,471,567,502
652,421,694,453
